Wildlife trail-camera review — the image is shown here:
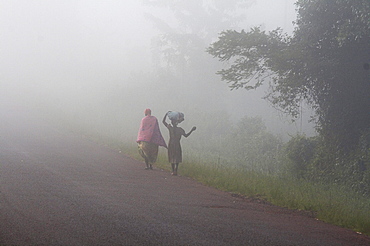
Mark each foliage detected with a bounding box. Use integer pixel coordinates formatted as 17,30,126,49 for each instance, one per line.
143,0,257,115
182,114,283,174
281,131,370,195
284,134,317,178
224,116,283,173
144,0,252,71
310,129,370,195
207,0,370,154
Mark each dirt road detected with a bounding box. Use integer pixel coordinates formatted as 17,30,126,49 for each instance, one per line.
0,108,369,245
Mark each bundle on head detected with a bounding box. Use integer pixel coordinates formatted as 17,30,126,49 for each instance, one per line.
168,111,184,124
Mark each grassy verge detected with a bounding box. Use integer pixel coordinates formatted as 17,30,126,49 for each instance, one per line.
120,143,370,235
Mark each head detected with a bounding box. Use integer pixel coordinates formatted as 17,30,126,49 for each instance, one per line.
144,108,151,116
171,120,178,127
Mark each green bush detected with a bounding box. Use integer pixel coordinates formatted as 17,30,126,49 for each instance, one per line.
283,134,317,178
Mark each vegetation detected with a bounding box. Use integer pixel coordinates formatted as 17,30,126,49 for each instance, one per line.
118,113,370,236
208,0,370,176
208,0,370,163
204,2,370,228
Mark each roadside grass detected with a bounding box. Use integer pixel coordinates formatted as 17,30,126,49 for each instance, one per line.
120,143,370,236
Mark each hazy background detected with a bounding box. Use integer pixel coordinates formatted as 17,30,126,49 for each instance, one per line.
0,0,315,145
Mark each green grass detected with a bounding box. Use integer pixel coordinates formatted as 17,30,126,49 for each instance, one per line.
120,143,370,236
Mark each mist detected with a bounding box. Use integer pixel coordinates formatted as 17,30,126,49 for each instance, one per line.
0,0,314,145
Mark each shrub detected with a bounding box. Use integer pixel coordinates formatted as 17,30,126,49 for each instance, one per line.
283,134,318,179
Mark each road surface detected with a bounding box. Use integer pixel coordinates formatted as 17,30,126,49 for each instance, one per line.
0,108,369,245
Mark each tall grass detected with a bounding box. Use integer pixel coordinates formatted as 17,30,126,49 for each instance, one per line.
121,143,370,236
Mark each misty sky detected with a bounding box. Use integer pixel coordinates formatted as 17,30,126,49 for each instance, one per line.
1,0,312,141
1,1,153,96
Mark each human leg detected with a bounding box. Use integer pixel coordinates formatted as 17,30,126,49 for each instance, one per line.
171,163,175,175
175,163,179,175
139,142,158,170
171,163,178,176
138,142,148,169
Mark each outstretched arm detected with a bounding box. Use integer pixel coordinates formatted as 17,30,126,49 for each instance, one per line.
184,126,196,138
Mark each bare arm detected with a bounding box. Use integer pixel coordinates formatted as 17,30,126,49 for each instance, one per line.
184,126,196,138
162,112,169,127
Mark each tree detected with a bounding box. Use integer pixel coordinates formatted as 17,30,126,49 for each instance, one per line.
143,0,252,72
226,116,282,173
142,0,253,113
208,0,370,153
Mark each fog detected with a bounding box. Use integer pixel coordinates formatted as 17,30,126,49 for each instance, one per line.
0,0,314,145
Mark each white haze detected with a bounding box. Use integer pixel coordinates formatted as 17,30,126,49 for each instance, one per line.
0,0,314,145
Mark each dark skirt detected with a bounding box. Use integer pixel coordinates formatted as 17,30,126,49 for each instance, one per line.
168,141,182,163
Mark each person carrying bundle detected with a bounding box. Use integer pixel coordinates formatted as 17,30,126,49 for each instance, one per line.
162,111,196,176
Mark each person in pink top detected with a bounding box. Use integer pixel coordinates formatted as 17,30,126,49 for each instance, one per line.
137,109,167,170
